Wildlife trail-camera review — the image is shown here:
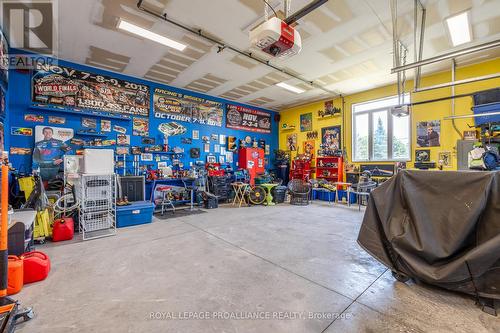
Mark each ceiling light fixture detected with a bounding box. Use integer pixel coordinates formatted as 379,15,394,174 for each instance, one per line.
445,11,472,47
276,82,305,94
117,19,187,51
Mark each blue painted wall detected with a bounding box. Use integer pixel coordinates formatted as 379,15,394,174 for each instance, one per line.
7,52,279,174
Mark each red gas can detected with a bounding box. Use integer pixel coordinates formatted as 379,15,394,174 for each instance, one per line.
52,217,74,242
7,255,24,295
21,251,51,284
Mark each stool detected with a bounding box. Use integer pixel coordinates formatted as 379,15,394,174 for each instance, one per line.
157,186,175,215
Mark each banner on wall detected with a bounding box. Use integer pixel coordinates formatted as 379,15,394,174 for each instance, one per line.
225,104,271,133
31,62,150,116
33,126,73,181
0,28,8,87
0,87,5,118
153,88,223,127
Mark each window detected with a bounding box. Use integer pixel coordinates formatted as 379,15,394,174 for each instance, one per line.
352,95,410,162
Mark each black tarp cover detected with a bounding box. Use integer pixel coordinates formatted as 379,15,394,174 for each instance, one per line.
358,170,500,299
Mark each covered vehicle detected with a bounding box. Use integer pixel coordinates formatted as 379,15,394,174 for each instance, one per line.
357,170,500,312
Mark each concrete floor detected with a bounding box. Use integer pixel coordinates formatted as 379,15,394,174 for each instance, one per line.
15,202,498,333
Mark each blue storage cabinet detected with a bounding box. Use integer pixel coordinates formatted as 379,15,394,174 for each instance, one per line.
473,103,500,126
116,201,155,228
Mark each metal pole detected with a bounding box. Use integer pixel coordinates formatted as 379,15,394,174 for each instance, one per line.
414,6,426,90
451,59,463,138
284,0,329,25
392,39,500,73
414,72,500,92
413,0,417,90
444,111,500,120
391,0,401,104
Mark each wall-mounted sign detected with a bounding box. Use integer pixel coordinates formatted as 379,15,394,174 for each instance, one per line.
226,104,271,133
153,88,223,127
0,29,8,87
32,62,150,116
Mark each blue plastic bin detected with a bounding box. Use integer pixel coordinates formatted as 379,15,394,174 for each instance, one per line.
116,201,155,228
337,190,357,204
313,189,336,202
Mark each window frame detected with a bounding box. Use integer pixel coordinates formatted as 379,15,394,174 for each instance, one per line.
351,95,411,163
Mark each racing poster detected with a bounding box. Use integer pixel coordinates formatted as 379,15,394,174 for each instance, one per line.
153,88,223,127
226,104,271,133
32,62,150,116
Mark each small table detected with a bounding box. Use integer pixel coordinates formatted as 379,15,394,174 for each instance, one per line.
260,183,278,206
231,182,250,207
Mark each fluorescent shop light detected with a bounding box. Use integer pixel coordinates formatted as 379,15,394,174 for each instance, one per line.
117,19,187,51
445,12,472,47
276,82,305,94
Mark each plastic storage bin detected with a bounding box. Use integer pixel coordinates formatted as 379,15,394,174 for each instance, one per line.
7,255,24,295
116,201,155,228
337,190,357,204
314,189,335,202
22,251,51,284
272,186,287,203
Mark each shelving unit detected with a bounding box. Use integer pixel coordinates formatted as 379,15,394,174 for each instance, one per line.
78,174,117,240
316,156,343,183
29,105,132,121
75,131,108,137
280,126,296,132
316,114,340,120
82,145,115,149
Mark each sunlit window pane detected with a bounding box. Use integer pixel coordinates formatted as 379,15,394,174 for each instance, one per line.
354,114,369,161
372,111,388,160
392,115,410,160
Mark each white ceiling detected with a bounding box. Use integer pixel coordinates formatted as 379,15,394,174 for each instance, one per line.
56,0,500,111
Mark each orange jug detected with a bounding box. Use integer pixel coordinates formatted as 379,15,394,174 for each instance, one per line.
7,255,24,295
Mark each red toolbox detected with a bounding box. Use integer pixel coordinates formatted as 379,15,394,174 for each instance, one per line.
7,255,24,295
52,217,74,242
22,251,51,284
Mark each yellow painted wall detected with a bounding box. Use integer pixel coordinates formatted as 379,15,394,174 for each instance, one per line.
279,57,500,173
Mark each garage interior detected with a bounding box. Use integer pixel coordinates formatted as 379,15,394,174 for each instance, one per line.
0,0,499,332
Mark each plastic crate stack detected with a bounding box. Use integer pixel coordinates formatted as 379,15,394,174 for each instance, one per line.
78,174,117,240
208,176,231,203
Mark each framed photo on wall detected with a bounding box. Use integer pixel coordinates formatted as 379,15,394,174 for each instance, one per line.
322,126,341,151
415,149,431,162
438,151,452,167
286,133,297,151
300,113,312,132
416,120,440,147
303,140,315,158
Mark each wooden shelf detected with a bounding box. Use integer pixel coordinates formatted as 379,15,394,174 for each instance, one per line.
280,127,296,131
75,131,108,137
148,151,184,155
317,114,340,120
82,146,114,149
29,105,132,121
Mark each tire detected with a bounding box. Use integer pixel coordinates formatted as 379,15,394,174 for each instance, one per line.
392,271,410,283
248,186,266,205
